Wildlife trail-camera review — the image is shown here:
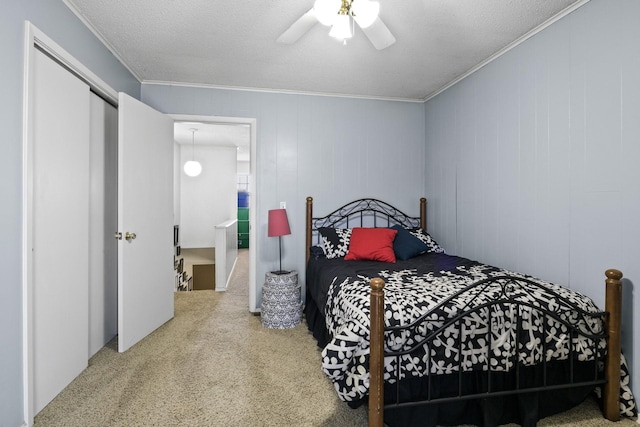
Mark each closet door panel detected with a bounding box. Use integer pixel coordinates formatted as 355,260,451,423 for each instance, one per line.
89,93,118,357
32,49,90,414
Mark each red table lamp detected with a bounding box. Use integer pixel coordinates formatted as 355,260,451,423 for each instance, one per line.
268,208,291,274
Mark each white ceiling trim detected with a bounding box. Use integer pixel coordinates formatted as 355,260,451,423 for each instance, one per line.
423,0,592,102
142,80,425,104
63,0,143,83
64,0,591,105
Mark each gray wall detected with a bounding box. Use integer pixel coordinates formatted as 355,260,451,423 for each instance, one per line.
424,0,639,396
4,0,636,424
142,84,426,307
0,2,139,425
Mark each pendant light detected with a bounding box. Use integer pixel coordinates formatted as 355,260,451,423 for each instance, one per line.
184,128,202,177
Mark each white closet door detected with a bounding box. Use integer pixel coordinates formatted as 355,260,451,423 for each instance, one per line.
32,49,90,413
117,92,174,353
88,93,118,357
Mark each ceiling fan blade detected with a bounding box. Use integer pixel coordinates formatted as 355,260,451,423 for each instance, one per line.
277,8,319,44
356,16,396,50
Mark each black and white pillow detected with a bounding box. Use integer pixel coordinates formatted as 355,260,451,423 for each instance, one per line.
318,228,352,259
410,228,445,254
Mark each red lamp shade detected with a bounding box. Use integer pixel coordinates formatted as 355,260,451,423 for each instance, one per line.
268,209,291,237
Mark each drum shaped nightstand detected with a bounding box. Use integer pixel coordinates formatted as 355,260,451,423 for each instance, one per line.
261,271,302,329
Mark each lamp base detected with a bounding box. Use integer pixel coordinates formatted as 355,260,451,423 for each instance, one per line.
270,270,291,275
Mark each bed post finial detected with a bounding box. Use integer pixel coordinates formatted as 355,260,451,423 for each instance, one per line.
420,197,427,231
369,277,385,427
603,268,623,421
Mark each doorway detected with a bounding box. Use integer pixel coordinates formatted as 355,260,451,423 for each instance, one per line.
171,114,257,308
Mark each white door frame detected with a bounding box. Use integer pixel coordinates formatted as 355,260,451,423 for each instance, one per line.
171,114,257,311
22,22,118,426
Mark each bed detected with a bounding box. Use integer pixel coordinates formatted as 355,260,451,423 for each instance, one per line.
304,196,636,427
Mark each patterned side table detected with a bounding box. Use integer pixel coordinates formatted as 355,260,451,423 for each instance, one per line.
261,271,302,329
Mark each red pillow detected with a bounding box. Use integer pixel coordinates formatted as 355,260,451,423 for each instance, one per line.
344,227,398,263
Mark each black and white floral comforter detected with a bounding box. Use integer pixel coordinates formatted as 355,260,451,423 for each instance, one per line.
314,252,637,418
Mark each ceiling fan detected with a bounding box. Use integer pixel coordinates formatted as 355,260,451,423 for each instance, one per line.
277,0,396,50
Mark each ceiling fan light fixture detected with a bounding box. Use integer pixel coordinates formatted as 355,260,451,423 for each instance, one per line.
277,0,394,50
351,0,379,28
314,0,341,26
329,13,352,40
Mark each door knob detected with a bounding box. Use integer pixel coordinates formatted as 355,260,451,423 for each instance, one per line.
114,232,122,240
125,232,137,241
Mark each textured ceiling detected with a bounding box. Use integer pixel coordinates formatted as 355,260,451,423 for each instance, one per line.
65,0,587,101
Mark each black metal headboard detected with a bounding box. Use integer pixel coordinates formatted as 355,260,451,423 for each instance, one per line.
305,197,426,264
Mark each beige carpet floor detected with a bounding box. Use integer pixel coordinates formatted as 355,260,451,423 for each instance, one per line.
34,249,637,427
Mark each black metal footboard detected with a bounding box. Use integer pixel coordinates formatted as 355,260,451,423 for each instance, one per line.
382,275,608,419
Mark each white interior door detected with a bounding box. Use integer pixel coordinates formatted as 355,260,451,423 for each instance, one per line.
117,92,174,352
31,49,90,414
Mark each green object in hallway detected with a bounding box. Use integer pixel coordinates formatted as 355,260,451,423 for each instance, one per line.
237,207,249,221
237,221,249,234
238,232,249,248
